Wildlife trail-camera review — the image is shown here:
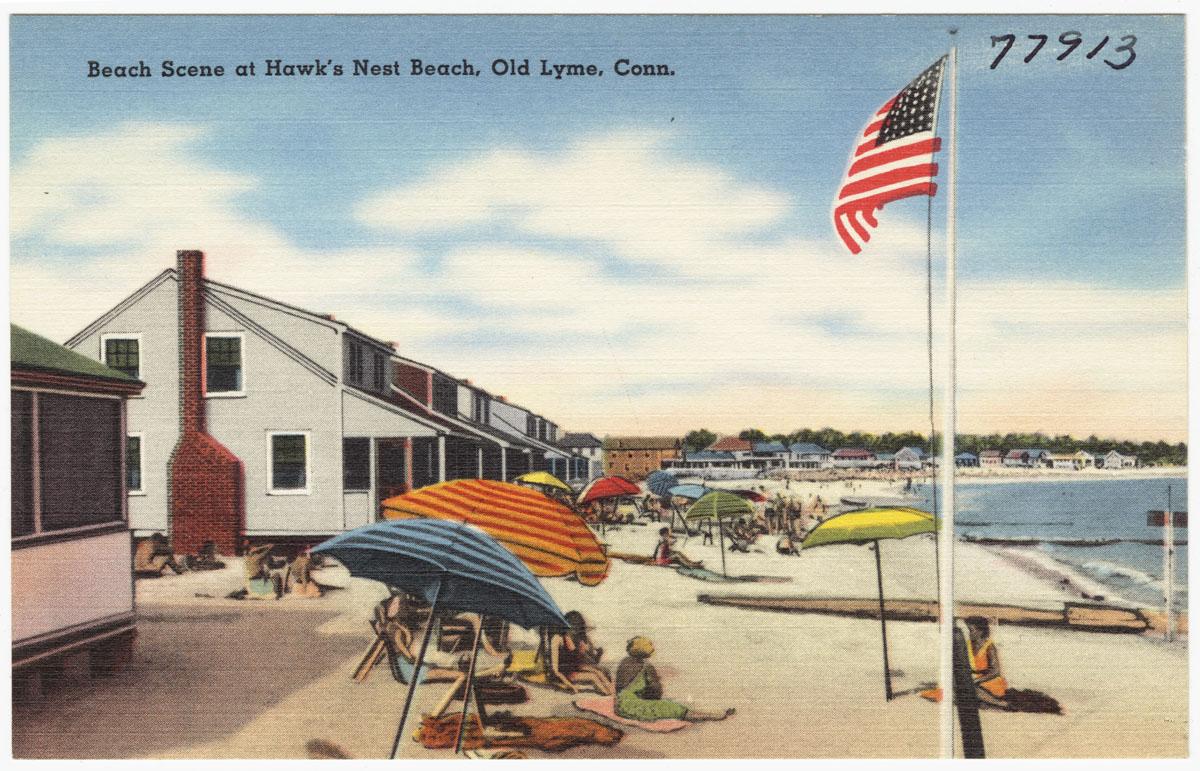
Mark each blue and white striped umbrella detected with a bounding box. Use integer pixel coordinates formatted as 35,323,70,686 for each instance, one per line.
313,518,568,631
315,518,570,757
646,470,680,497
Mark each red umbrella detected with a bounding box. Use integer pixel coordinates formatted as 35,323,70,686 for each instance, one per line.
577,475,641,505
730,489,769,503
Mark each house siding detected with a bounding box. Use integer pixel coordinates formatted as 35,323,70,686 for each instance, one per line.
68,275,180,534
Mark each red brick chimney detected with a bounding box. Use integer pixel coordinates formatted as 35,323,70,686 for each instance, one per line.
167,250,246,556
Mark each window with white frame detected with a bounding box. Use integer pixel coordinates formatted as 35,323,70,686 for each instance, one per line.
103,335,141,379
269,433,309,493
206,334,244,394
126,434,144,493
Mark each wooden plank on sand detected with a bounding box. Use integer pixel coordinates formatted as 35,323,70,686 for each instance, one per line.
695,595,1155,634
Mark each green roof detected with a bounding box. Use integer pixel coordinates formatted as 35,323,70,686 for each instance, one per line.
11,324,140,383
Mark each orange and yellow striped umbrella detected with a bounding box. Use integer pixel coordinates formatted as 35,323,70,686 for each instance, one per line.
381,479,609,586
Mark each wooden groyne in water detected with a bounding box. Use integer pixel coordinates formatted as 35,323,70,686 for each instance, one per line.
695,594,1186,635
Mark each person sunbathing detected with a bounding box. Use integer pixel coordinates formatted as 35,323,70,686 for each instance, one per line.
133,533,185,577
614,637,734,722
919,617,1061,713
653,527,703,569
547,611,614,695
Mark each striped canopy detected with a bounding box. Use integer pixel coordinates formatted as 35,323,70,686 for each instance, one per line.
312,518,569,630
577,475,641,505
515,471,573,492
382,479,609,586
801,506,938,549
684,490,756,521
645,470,680,497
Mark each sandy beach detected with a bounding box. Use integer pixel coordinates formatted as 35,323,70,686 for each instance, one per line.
12,490,1187,759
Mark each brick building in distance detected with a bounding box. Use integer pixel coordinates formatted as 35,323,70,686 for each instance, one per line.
602,436,683,480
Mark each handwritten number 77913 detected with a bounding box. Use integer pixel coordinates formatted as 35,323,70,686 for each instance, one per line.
990,33,1136,70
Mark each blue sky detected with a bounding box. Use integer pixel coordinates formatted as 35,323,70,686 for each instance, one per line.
8,14,1187,440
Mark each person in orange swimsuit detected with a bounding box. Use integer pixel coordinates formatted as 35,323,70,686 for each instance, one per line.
920,616,1008,708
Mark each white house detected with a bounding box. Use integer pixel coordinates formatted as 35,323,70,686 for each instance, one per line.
1103,450,1139,469
894,446,931,470
788,442,832,469
64,250,581,555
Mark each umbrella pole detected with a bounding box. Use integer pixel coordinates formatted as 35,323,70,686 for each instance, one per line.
453,617,486,754
718,515,727,577
873,540,894,701
392,587,441,759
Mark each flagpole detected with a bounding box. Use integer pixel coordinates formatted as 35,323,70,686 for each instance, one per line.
938,42,959,760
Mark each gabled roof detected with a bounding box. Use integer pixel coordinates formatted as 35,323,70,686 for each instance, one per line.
980,450,1002,457
876,453,895,460
789,443,830,455
753,441,788,453
559,432,603,448
897,446,930,458
833,447,875,458
955,452,977,459
707,436,753,452
12,324,144,390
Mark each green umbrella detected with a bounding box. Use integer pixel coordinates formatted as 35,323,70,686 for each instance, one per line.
685,491,754,576
801,507,938,701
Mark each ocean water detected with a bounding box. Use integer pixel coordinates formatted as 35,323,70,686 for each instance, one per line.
913,476,1187,610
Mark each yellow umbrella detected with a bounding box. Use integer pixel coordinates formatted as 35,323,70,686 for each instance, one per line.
802,507,938,701
515,471,573,493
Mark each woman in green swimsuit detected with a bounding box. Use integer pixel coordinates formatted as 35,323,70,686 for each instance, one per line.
614,637,735,722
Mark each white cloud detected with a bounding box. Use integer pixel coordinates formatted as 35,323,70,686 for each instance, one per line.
9,122,1187,442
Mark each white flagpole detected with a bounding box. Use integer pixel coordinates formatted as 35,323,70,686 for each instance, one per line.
938,44,959,759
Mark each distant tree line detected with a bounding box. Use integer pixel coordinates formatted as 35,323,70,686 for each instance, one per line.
681,427,1186,466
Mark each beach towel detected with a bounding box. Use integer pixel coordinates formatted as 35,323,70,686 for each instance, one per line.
573,697,690,733
415,712,623,752
673,567,792,584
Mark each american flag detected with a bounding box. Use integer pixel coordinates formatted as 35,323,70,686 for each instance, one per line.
833,57,946,254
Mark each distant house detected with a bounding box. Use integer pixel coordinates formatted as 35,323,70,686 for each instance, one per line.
1103,450,1139,469
751,442,789,469
832,447,876,468
1048,450,1094,470
603,436,683,480
979,449,1003,467
664,450,737,472
894,446,931,470
788,442,832,469
556,433,603,481
955,452,979,467
706,436,755,463
12,324,145,673
1004,448,1051,468
875,452,896,469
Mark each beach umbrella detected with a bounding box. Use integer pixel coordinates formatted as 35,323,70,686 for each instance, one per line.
646,470,680,498
313,519,569,758
801,506,939,701
514,471,573,493
667,483,712,500
576,475,641,505
730,489,769,503
685,490,755,576
381,479,609,586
